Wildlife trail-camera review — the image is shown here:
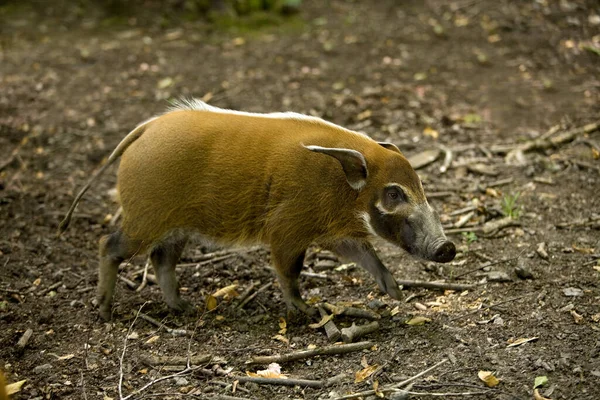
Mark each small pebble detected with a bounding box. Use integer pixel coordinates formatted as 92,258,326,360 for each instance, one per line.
563,287,583,297
487,271,512,282
515,261,534,280
367,299,385,310
174,377,189,386
33,363,52,374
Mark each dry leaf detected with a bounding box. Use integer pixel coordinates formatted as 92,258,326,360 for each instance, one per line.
157,77,173,89
373,379,384,397
533,376,548,389
534,388,552,400
572,245,595,254
308,314,333,329
570,310,584,324
405,316,431,326
507,337,538,347
33,278,41,286
357,109,372,120
278,317,287,335
206,295,218,311
423,126,439,139
6,379,27,395
360,355,369,368
272,334,289,345
355,364,379,383
478,370,500,387
145,335,159,345
390,306,401,316
127,332,139,340
247,363,287,379
212,284,238,298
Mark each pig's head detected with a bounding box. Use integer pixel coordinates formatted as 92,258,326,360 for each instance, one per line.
306,142,455,263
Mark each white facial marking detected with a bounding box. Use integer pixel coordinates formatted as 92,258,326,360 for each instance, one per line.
358,212,378,237
375,200,392,215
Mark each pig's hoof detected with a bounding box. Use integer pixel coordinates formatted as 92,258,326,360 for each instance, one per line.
99,307,112,321
286,303,318,324
169,298,195,315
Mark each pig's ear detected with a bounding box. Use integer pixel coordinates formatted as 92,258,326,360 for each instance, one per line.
304,145,368,191
378,142,401,154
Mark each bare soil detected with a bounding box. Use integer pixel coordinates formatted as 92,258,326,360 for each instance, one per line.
1,1,599,399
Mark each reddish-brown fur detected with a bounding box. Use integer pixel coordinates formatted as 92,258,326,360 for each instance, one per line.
118,110,421,251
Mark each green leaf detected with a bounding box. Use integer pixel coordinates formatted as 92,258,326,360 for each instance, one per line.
533,376,548,389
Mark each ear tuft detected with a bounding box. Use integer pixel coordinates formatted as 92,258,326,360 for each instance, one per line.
304,145,368,191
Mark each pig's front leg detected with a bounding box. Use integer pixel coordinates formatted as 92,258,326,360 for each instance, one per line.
331,240,403,300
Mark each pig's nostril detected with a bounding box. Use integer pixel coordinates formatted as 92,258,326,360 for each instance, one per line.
433,241,456,263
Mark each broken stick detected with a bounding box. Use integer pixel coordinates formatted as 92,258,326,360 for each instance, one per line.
248,341,373,364
318,306,341,342
341,321,379,343
322,303,381,320
234,376,323,388
396,280,475,291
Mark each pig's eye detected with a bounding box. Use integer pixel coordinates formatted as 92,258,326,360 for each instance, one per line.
385,186,405,202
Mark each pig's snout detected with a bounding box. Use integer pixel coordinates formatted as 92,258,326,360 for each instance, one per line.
431,240,456,263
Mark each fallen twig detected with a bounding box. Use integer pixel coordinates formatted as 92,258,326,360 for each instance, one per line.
136,260,151,292
427,191,456,199
396,280,475,291
140,354,212,366
248,341,373,364
17,328,33,350
119,303,146,399
401,390,493,397
487,177,514,188
322,303,381,320
318,306,341,342
37,282,62,296
556,214,600,229
237,282,272,309
233,375,324,388
445,216,521,235
109,206,123,226
234,282,257,307
491,121,600,154
118,275,137,290
178,253,237,268
138,313,188,336
333,359,448,400
439,144,453,173
341,321,379,343
452,255,521,280
180,246,263,265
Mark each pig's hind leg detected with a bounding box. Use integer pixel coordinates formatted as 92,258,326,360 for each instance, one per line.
98,230,144,321
150,236,194,314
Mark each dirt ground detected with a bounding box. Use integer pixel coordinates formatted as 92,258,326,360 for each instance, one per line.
1,0,599,399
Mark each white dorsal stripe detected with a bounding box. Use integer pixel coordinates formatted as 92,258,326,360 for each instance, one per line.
166,97,368,137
